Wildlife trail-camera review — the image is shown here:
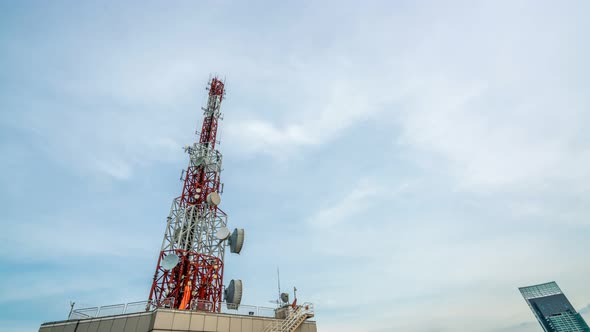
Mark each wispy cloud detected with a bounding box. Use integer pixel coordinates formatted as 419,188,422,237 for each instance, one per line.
1,1,589,332
305,179,385,229
224,78,398,158
0,216,157,261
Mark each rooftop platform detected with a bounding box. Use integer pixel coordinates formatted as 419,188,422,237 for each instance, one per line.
39,306,317,332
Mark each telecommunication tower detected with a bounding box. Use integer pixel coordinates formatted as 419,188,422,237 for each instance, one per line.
148,77,245,312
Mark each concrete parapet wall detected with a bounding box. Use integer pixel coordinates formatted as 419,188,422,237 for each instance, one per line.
39,309,317,332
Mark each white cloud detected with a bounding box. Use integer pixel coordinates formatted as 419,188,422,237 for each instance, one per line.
382,2,590,193
0,271,112,304
220,0,590,200
0,217,157,261
394,74,590,192
225,120,316,157
305,179,384,229
2,2,590,332
296,174,590,331
224,78,398,158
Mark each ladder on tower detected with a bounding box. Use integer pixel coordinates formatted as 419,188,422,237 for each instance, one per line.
262,303,314,332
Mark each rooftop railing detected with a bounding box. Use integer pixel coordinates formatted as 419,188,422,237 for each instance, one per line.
68,300,278,320
68,301,151,320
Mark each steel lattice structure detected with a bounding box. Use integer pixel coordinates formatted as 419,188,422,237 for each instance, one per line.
148,77,230,312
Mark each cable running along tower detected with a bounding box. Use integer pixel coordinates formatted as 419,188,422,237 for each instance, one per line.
148,77,244,312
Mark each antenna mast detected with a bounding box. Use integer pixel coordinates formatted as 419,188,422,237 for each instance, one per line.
277,267,281,307
148,77,245,312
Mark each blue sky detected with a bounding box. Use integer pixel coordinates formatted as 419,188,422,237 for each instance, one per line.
1,1,589,331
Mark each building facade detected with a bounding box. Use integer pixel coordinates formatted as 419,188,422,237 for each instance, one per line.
519,281,589,332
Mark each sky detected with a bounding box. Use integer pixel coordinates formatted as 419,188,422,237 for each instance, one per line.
1,1,589,331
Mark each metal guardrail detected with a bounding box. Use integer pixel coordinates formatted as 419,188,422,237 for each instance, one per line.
69,300,278,320
69,301,150,320
220,303,277,318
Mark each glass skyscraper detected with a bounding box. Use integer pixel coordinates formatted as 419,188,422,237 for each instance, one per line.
519,281,589,332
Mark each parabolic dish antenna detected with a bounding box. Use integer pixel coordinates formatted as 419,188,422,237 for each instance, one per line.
161,253,180,270
215,226,231,240
224,279,243,310
207,192,221,206
281,292,289,304
229,228,245,254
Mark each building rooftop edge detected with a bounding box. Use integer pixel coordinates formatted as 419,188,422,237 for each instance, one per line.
517,280,559,291
40,307,317,327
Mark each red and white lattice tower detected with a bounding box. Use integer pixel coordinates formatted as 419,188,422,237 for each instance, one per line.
149,77,244,312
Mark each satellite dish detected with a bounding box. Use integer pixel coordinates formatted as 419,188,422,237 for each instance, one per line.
228,228,245,254
207,192,221,206
215,227,231,240
281,293,289,304
224,279,243,309
161,253,179,270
